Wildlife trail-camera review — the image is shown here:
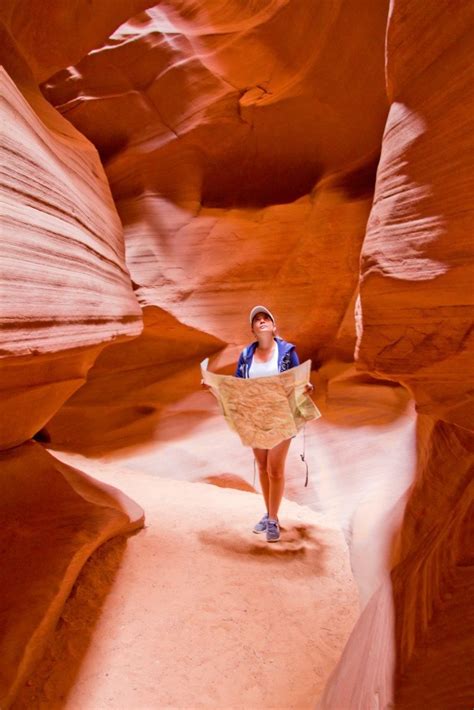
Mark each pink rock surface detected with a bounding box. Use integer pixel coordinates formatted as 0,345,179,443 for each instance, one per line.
42,0,389,364
1,1,472,707
320,417,474,710
0,34,145,709
0,66,142,448
0,442,143,708
1,67,142,359
357,0,474,429
322,1,474,706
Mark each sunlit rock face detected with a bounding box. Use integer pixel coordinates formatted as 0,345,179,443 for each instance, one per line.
0,24,144,706
357,1,474,430
321,1,474,707
2,1,472,708
0,63,142,447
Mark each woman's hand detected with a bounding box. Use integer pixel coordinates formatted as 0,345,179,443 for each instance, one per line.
305,382,314,394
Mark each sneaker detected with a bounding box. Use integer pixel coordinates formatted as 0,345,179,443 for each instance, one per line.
253,513,269,534
266,519,281,542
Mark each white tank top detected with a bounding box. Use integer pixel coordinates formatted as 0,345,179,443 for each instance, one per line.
248,343,279,378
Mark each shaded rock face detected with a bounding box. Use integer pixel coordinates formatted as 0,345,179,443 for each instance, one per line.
42,0,389,369
0,0,157,83
320,1,474,708
0,21,145,706
36,0,390,453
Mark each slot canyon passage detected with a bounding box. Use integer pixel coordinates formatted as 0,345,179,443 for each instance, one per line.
1,0,473,708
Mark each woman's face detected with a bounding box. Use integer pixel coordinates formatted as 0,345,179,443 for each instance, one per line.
251,312,275,336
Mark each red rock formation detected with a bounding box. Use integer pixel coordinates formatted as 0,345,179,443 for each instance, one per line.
0,442,143,708
321,1,474,707
0,26,144,706
0,0,157,82
357,1,474,429
40,0,389,447
42,306,226,452
0,66,143,446
2,1,472,708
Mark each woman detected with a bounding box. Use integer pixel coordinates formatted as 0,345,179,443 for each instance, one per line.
235,305,313,542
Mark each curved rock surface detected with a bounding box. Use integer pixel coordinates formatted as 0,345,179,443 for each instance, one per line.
2,1,473,708
42,0,389,367
0,0,157,82
0,64,142,448
322,1,474,707
0,27,145,708
357,0,474,429
0,442,143,708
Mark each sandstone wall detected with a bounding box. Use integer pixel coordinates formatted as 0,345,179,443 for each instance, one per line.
40,0,389,450
0,21,145,705
321,1,474,707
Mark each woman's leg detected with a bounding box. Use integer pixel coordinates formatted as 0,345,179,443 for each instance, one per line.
267,438,292,521
253,447,269,512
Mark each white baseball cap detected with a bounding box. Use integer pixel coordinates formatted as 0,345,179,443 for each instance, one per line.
249,305,275,325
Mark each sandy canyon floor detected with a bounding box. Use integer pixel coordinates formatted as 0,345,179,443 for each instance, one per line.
13,376,417,709
13,456,359,710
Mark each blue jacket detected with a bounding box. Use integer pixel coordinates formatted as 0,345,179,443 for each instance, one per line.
235,337,300,378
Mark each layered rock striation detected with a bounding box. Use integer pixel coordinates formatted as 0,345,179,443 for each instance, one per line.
0,20,145,706
40,0,390,449
321,1,474,707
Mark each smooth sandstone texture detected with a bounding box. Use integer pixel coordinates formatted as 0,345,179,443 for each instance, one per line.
1,1,472,708
42,0,389,365
1,67,142,359
321,1,474,707
0,0,158,82
0,442,144,709
319,417,474,710
0,66,143,448
357,1,474,429
40,306,226,452
0,32,145,708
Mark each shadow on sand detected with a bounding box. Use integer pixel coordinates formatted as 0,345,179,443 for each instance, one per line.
198,522,329,573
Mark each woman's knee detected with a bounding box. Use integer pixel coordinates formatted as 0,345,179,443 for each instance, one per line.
267,463,284,480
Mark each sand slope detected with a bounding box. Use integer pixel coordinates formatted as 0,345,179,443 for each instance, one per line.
14,460,358,710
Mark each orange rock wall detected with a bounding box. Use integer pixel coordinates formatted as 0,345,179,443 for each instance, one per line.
322,1,474,707
357,1,474,429
0,49,142,447
40,0,389,448
0,21,145,706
